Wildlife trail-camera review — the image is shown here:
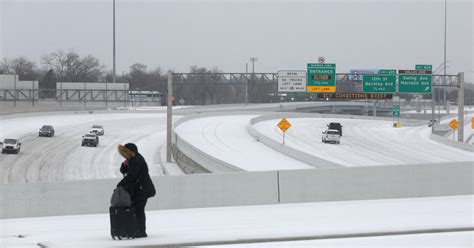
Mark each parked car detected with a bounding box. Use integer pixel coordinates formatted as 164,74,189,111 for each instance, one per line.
82,133,99,147
90,125,104,136
39,125,55,137
428,119,438,127
2,138,21,154
322,129,341,144
327,122,343,136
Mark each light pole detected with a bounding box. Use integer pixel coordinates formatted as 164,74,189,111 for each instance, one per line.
247,57,257,105
113,0,116,85
443,0,447,108
250,57,257,74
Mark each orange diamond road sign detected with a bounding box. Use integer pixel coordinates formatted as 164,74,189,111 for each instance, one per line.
449,119,458,130
278,118,291,132
472,117,474,129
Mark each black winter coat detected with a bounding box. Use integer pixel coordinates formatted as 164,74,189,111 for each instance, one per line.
118,153,156,201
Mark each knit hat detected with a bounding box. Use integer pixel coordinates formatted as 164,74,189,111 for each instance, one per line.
118,144,135,160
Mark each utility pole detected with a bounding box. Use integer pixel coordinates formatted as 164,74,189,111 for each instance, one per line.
248,57,257,105
113,0,116,85
443,0,447,108
166,72,173,162
13,75,17,107
457,72,464,142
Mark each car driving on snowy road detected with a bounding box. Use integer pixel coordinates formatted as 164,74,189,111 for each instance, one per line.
2,138,22,154
82,133,99,147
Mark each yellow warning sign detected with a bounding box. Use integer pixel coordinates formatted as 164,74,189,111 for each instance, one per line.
449,119,458,130
277,118,291,132
307,86,336,93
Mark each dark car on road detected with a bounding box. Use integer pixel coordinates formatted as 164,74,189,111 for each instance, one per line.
327,122,343,136
39,125,55,137
428,119,438,127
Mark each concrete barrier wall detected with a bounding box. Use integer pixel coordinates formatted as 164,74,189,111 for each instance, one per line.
1,162,472,219
173,134,243,173
0,171,279,219
279,162,474,203
430,133,474,152
150,171,278,210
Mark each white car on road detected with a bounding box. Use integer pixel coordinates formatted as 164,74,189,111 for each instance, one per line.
2,138,22,154
90,125,104,136
322,129,341,144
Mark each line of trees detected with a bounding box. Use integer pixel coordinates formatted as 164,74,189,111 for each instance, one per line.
0,50,280,104
1,50,472,105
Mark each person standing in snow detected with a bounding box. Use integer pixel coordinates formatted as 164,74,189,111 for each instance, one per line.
117,143,156,238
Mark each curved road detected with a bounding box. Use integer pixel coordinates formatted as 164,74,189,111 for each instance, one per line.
254,118,473,167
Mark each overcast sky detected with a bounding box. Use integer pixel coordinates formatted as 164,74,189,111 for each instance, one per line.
1,0,472,81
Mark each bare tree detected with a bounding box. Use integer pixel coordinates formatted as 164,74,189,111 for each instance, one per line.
41,50,104,82
1,57,38,80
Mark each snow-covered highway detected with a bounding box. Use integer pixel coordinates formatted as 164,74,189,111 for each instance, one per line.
0,112,166,184
1,109,472,183
254,117,473,167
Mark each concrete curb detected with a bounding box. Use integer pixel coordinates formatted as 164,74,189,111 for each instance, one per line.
137,227,474,247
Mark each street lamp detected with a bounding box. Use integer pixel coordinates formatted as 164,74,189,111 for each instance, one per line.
249,57,258,74
113,0,116,84
246,57,258,105
443,0,447,107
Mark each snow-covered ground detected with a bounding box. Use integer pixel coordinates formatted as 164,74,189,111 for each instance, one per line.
175,115,314,171
1,195,472,247
0,112,168,183
254,117,473,167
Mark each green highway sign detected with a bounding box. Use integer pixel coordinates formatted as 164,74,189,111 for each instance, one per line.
392,104,400,117
379,69,396,75
398,65,432,93
415,64,432,70
398,74,432,93
362,75,396,93
307,63,336,92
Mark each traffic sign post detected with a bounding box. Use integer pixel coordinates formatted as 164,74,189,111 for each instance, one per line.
392,104,400,127
278,70,306,92
277,118,291,145
307,63,336,93
449,119,458,140
392,104,400,117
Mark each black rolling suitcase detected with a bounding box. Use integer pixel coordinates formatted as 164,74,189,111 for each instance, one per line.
110,206,138,240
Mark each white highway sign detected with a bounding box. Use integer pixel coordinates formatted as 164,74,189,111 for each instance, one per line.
278,70,306,92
